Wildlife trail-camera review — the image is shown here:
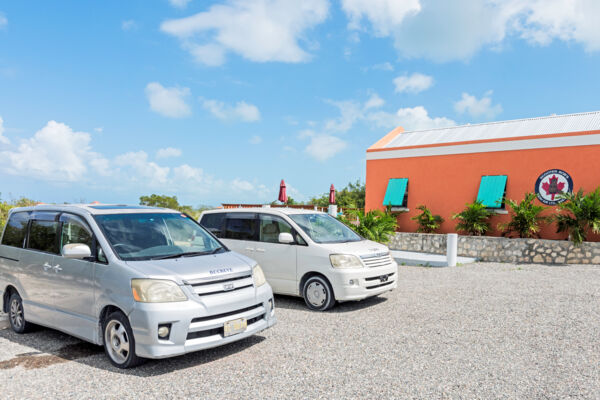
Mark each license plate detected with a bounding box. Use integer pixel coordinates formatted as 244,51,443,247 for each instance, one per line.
224,318,247,337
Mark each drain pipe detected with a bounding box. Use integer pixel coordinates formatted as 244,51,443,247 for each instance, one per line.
447,233,458,267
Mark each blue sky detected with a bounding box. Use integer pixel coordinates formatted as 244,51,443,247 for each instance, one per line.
1,0,599,206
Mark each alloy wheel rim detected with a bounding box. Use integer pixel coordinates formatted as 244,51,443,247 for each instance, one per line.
306,281,327,307
105,320,130,364
10,299,23,329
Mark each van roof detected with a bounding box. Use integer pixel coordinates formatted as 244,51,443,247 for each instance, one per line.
8,204,179,216
201,207,327,217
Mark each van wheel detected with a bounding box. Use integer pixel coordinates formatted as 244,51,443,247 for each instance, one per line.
302,276,335,311
8,293,34,333
102,311,144,369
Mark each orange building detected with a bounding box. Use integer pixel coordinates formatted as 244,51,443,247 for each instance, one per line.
366,111,600,241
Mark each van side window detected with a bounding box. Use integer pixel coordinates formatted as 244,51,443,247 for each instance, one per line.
224,213,257,241
60,214,93,252
1,212,29,248
27,220,60,254
200,213,225,237
259,215,293,243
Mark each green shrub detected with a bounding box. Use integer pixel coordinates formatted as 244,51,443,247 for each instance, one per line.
411,205,444,233
554,188,600,246
498,192,550,238
452,201,493,236
339,208,398,243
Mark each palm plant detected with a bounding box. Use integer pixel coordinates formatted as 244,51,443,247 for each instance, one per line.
452,201,493,236
411,205,444,233
554,188,600,246
498,193,549,238
339,208,398,243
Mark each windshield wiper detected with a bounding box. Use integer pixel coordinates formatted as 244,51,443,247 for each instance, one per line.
151,248,224,260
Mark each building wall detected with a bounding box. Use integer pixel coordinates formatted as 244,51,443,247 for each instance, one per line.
366,144,600,241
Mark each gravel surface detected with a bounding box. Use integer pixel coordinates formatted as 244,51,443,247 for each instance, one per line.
1,262,599,399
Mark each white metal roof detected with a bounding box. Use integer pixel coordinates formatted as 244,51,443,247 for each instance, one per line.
384,111,600,149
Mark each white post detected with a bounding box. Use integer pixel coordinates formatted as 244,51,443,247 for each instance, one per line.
328,204,338,217
446,233,458,267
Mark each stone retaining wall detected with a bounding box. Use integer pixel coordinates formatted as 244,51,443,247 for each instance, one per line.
389,232,600,264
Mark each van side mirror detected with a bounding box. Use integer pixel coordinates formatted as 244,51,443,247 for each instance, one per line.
278,232,294,244
62,243,92,259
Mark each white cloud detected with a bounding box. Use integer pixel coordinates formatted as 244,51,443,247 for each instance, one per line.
168,0,192,9
341,0,421,36
304,134,348,161
115,151,170,184
0,116,9,144
0,121,105,181
0,13,7,29
121,20,138,31
367,106,456,131
231,178,255,191
364,93,385,109
370,62,394,71
324,100,363,132
249,135,262,144
160,0,329,66
145,82,191,118
341,0,600,61
202,99,260,122
393,73,433,94
156,147,183,159
93,127,103,133
454,91,503,120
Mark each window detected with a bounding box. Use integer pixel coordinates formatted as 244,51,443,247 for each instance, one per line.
289,213,362,244
1,212,29,248
477,175,507,209
383,178,408,208
200,213,226,237
259,215,293,243
94,213,223,261
224,213,257,241
60,214,93,250
27,220,60,254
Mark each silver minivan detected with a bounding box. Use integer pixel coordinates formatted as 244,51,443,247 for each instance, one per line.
0,204,276,368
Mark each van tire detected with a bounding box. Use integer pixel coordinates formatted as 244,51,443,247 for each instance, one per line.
102,311,145,369
302,275,335,311
8,293,35,333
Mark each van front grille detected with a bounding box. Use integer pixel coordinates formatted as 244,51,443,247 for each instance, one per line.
188,272,254,296
360,253,394,268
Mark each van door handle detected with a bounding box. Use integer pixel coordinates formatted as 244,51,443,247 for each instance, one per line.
255,248,265,253
43,262,53,271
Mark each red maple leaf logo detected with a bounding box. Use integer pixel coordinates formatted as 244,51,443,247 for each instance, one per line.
541,175,565,200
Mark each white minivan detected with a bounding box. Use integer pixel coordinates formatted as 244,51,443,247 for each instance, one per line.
199,208,398,311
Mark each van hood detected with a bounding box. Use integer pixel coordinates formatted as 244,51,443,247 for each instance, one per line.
322,239,390,257
125,251,256,285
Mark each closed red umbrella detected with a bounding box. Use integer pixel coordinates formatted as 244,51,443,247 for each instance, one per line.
278,179,288,203
329,184,335,204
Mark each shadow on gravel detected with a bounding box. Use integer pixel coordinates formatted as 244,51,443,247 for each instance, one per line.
274,293,387,312
0,326,266,376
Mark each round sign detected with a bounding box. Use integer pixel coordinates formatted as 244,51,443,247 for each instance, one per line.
535,169,573,205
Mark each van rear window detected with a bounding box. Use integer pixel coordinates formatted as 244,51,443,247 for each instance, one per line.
1,212,29,248
200,213,225,237
27,220,60,254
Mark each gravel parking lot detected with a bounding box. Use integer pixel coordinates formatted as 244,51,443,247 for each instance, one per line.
1,262,599,399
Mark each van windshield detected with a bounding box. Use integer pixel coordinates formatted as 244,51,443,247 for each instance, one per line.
94,213,225,261
289,213,362,244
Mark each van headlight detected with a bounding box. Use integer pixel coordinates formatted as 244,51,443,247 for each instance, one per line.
253,264,266,287
131,279,188,303
330,254,363,269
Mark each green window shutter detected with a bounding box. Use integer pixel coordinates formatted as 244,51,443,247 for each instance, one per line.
383,178,408,207
477,175,507,208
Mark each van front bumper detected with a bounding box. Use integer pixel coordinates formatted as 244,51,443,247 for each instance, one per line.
328,263,398,301
128,285,276,359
